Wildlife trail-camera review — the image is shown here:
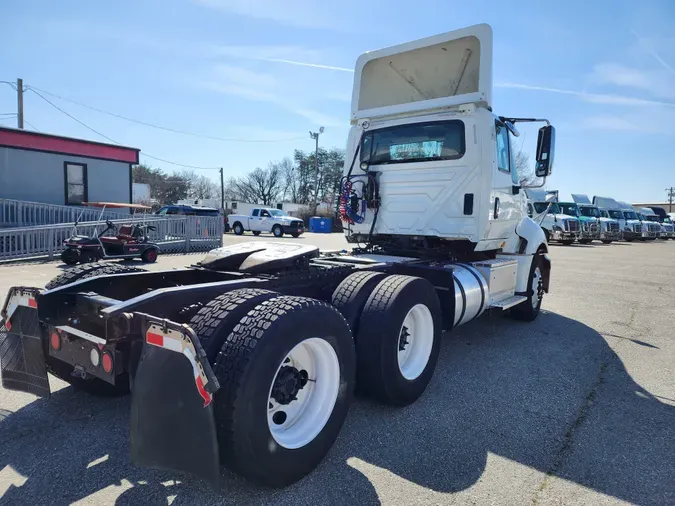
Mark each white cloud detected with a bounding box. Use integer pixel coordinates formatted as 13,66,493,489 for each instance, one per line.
591,63,675,101
495,82,675,108
294,108,346,127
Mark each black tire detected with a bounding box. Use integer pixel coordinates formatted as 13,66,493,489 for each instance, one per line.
233,222,244,235
60,248,79,265
510,252,545,322
45,262,147,290
252,231,261,236
141,247,159,263
624,237,633,242
189,288,278,362
291,233,300,238
44,263,148,395
355,275,442,406
212,296,355,487
601,240,613,244
272,225,284,238
79,249,97,263
579,239,592,244
331,271,388,335
561,239,575,246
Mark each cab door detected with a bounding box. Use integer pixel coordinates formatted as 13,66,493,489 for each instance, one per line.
487,120,522,240
249,209,262,232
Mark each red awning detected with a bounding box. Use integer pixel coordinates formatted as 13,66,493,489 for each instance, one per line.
0,127,139,163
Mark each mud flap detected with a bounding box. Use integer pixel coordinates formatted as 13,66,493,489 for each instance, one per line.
130,315,221,487
0,287,50,397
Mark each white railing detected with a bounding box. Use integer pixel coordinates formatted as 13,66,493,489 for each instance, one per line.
0,216,224,261
0,198,131,228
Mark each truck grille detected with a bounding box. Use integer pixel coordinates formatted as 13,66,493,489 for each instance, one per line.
633,224,642,233
608,222,619,232
583,222,598,232
564,219,580,232
649,223,660,233
664,224,674,233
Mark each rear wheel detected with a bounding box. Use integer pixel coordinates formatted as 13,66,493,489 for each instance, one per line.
579,239,592,244
212,296,355,487
60,248,79,265
272,225,284,238
189,288,278,361
355,275,442,406
331,271,387,334
233,222,244,235
141,248,158,263
510,252,545,322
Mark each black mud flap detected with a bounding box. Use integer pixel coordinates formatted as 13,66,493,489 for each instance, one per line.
130,314,221,487
0,287,50,397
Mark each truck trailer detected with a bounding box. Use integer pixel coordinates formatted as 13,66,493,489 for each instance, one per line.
0,24,555,488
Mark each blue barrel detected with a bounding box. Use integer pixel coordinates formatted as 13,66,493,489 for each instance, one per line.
309,216,332,233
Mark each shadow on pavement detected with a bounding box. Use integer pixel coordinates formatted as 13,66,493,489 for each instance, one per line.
1,312,673,505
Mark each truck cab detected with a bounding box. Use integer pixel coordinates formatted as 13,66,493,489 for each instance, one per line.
593,196,638,242
572,194,618,244
648,206,674,239
638,207,665,240
557,200,598,244
614,201,644,241
525,189,579,245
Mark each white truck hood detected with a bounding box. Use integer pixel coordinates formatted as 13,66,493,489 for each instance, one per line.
352,23,493,121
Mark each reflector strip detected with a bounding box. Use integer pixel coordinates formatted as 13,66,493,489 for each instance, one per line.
145,326,213,407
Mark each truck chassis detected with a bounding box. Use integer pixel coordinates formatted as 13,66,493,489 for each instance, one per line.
1,241,549,487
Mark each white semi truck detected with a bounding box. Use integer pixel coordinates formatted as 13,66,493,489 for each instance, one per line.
0,24,555,489
572,194,620,244
525,189,580,245
594,196,642,242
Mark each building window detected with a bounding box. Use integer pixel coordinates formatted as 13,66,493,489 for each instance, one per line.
64,162,88,205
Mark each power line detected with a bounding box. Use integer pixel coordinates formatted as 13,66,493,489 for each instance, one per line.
25,84,307,144
23,119,39,132
29,87,220,170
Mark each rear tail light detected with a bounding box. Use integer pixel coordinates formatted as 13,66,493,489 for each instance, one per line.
102,352,114,374
50,331,61,351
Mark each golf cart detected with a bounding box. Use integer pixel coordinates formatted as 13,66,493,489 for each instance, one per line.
60,202,160,265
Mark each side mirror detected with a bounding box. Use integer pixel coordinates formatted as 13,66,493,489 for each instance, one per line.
535,125,555,177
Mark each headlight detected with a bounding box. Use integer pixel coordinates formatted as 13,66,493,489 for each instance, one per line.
281,220,291,226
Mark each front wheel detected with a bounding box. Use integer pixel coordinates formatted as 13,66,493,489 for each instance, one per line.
579,239,592,244
510,252,545,322
272,225,284,238
601,240,613,244
212,296,355,487
561,239,575,246
291,233,300,238
141,248,158,263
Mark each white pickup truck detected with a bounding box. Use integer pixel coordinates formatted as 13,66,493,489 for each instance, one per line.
229,207,305,237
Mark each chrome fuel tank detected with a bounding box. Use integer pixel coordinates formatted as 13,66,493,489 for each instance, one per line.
450,263,489,326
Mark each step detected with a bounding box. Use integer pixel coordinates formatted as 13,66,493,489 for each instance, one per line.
490,295,527,310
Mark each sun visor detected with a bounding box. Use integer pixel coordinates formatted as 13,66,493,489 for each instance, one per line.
571,194,592,204
351,24,493,120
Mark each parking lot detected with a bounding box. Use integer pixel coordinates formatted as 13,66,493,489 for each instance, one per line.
1,235,674,505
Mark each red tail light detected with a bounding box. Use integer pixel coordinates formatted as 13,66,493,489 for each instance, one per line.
50,331,61,351
102,352,114,374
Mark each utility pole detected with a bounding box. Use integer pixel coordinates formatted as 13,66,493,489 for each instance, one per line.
666,187,675,213
309,126,324,215
219,167,225,211
16,78,24,129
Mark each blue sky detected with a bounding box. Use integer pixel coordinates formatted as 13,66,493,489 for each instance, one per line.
1,0,673,203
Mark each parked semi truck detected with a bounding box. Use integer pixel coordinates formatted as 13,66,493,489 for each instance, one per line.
0,25,555,488
525,189,579,245
557,200,599,244
617,201,655,240
648,206,674,239
572,194,619,244
594,196,642,242
638,207,667,240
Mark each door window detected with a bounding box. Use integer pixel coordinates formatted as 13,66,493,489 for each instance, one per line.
495,123,511,174
252,209,259,217
261,210,271,217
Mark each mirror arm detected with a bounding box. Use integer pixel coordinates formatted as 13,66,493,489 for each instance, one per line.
522,176,547,189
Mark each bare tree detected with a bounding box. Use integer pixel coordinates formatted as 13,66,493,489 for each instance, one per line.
232,164,283,206
516,150,539,186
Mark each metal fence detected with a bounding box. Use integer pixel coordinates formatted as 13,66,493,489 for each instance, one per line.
0,216,224,262
0,198,131,228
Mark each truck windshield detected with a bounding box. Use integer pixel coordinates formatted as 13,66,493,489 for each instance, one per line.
533,202,560,214
645,215,659,222
268,209,285,217
361,120,465,165
608,210,623,219
558,203,578,216
579,206,600,218
623,211,638,220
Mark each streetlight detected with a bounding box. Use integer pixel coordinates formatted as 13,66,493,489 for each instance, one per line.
309,126,324,215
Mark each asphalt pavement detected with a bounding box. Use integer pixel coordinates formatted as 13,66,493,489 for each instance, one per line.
1,234,673,505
